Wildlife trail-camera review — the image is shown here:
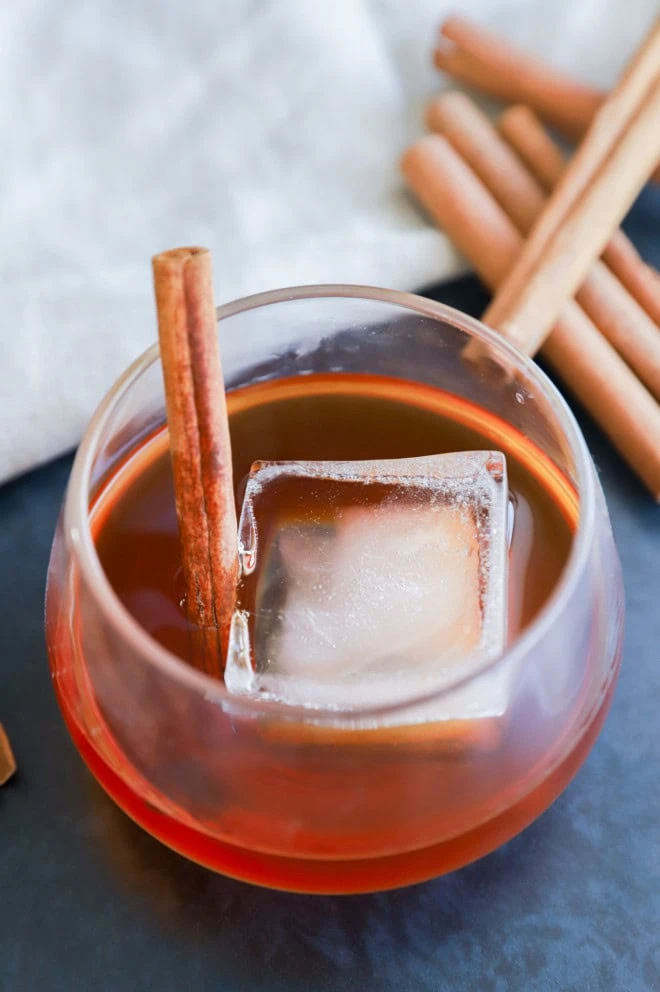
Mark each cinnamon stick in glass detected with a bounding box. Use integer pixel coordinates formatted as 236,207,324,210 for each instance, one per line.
427,92,660,400
497,105,660,328
433,14,660,185
482,19,660,354
401,135,660,499
153,247,238,676
0,723,16,786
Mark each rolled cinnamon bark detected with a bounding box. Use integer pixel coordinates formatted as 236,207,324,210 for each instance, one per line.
401,135,660,499
427,92,660,400
0,723,16,786
433,14,660,184
153,247,238,675
497,105,660,328
481,20,660,355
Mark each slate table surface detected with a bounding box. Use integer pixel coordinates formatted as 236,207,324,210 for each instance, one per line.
1,190,659,991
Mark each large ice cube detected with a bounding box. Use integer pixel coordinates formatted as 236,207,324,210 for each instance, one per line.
225,452,509,722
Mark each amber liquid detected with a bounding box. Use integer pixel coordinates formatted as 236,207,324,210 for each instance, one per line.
53,373,615,893
95,374,574,654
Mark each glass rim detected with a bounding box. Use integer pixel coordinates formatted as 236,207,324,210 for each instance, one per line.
64,283,596,723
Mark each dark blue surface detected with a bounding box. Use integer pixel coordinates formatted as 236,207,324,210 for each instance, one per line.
1,189,659,991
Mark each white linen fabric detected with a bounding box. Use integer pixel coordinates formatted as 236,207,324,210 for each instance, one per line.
1,0,656,482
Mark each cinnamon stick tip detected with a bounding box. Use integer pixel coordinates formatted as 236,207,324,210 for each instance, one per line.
439,14,471,42
400,135,432,177
426,89,477,129
152,247,215,313
0,724,16,786
400,133,452,176
151,246,211,283
152,246,210,275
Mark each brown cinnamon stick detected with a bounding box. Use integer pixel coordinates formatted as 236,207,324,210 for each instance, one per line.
433,14,660,184
435,16,602,140
401,135,660,499
0,723,16,785
153,247,238,676
427,92,660,400
498,105,660,327
482,20,660,354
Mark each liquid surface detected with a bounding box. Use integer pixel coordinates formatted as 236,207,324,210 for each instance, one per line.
93,373,576,666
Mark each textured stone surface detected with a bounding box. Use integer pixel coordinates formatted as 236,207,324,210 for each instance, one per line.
1,197,659,989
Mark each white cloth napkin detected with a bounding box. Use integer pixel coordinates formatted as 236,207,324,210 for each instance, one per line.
1,0,656,483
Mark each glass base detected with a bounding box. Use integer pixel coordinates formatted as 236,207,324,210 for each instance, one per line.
60,679,616,895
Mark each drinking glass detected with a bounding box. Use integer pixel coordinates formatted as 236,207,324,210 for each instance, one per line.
46,286,623,893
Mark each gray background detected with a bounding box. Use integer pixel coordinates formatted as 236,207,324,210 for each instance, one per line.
1,191,659,990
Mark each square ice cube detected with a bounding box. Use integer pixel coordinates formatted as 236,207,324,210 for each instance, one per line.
225,452,509,725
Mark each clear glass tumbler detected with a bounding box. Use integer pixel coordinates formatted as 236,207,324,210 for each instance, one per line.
46,286,624,894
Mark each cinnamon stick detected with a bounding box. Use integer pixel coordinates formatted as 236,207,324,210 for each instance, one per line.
427,92,660,400
433,14,660,184
401,135,660,499
482,20,660,354
153,247,238,676
0,723,16,785
498,105,660,327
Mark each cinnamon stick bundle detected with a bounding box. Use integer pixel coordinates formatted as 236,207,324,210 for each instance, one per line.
0,723,16,786
153,247,238,676
401,135,660,499
426,92,660,400
481,20,660,354
497,105,660,328
434,14,660,185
